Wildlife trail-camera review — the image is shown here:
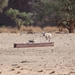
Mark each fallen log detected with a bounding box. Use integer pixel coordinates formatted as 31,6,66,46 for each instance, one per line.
14,42,54,48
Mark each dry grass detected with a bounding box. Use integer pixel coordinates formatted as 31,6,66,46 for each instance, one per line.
20,26,59,33
20,26,42,32
0,26,67,33
9,28,20,33
43,26,59,32
0,27,19,33
0,26,42,33
0,27,10,33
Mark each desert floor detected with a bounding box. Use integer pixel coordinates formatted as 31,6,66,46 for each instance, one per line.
0,32,75,75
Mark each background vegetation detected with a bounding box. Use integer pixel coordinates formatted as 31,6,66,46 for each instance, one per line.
0,0,75,33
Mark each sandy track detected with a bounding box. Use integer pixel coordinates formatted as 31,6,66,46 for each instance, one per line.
0,33,75,75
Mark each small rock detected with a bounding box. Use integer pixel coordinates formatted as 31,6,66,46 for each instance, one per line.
51,49,53,52
11,64,18,66
68,72,75,75
1,63,3,65
11,68,15,71
16,66,20,68
38,70,44,72
30,69,32,71
20,68,24,70
16,71,20,74
0,72,2,74
49,71,55,74
21,61,27,63
67,43,69,45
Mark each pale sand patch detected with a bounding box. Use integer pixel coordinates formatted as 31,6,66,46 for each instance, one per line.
0,33,75,75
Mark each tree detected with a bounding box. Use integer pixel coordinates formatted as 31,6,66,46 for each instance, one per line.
5,8,34,29
35,0,75,33
55,0,75,33
35,0,55,24
0,0,9,12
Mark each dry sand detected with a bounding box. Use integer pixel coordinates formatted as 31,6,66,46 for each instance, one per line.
0,32,75,75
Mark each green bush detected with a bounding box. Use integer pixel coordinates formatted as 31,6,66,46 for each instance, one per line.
5,8,34,29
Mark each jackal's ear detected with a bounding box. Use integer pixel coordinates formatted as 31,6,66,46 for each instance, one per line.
42,32,45,36
42,31,45,36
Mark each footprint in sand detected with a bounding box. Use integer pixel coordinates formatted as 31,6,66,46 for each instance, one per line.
68,72,75,75
0,71,2,74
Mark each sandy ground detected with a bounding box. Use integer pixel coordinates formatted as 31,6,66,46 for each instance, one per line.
0,32,75,75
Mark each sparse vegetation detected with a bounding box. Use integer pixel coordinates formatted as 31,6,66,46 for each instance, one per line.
43,26,59,32
0,0,75,33
5,8,34,29
0,0,9,12
0,26,68,33
0,27,19,33
35,0,75,33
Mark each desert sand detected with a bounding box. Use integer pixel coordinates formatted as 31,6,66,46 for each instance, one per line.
0,32,75,75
